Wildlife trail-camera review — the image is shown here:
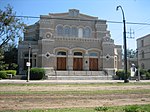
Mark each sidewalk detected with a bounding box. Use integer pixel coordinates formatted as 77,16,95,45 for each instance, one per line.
0,79,150,84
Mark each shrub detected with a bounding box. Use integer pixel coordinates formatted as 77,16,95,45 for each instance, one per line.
140,69,148,80
146,72,150,80
95,106,108,111
123,105,140,112
5,70,17,76
0,71,7,79
116,70,130,80
147,69,150,73
30,68,45,80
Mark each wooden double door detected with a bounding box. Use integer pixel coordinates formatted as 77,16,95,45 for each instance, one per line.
89,58,98,71
57,57,66,70
73,58,83,71
57,57,98,71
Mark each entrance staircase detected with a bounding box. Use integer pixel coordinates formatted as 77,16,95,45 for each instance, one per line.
46,71,113,80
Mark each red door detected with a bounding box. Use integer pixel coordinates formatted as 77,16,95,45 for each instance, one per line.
57,57,66,70
73,58,83,71
89,58,98,71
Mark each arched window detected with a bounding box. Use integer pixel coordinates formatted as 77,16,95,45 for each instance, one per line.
74,52,82,56
83,27,91,38
57,25,63,36
89,52,98,56
78,28,83,38
72,27,78,37
64,26,71,37
57,51,66,55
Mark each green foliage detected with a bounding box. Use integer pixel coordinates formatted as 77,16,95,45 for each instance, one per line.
0,70,16,79
139,69,150,80
0,71,7,79
116,70,130,80
5,70,16,76
95,107,109,111
30,68,45,80
123,105,145,112
4,44,18,70
127,49,136,58
147,69,150,73
0,4,25,48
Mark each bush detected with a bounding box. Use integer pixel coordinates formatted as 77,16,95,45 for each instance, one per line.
0,71,7,79
116,70,130,80
95,106,108,111
146,72,150,80
30,68,45,80
140,69,148,80
147,69,150,73
123,105,140,112
5,70,17,76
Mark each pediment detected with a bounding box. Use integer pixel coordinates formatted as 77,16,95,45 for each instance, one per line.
47,9,98,20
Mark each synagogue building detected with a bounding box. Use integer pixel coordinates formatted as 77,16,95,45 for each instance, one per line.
18,9,122,77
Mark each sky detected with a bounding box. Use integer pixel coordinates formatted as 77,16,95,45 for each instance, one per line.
0,0,150,50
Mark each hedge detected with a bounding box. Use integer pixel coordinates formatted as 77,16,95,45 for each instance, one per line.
116,70,130,80
30,68,45,80
0,71,7,79
5,70,17,76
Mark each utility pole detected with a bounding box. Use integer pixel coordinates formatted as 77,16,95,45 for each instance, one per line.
27,44,31,82
127,28,135,39
116,5,129,83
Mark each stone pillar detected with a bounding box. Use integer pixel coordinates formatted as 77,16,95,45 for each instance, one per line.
83,51,89,71
67,50,73,70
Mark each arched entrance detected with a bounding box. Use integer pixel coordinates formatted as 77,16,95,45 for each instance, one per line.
57,51,67,70
89,52,98,71
73,52,83,71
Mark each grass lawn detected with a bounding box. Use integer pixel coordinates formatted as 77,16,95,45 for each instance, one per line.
0,82,149,111
0,104,150,112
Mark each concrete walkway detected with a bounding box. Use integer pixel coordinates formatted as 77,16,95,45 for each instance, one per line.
0,79,150,84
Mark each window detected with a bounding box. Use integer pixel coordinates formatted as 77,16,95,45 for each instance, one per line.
57,51,66,55
64,26,71,37
89,52,98,56
78,28,83,38
141,63,145,69
141,40,144,47
83,27,91,38
141,50,144,58
72,27,78,37
57,25,63,36
74,52,82,56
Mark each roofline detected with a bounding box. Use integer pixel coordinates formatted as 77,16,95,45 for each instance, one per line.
137,34,150,41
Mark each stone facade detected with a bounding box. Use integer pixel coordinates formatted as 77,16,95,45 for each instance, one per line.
137,34,150,70
18,9,122,75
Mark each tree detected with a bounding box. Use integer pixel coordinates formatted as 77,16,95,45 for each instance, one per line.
0,4,25,48
127,49,136,58
3,43,18,70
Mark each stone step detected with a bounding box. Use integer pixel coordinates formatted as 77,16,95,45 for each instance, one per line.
47,71,106,76
47,76,112,80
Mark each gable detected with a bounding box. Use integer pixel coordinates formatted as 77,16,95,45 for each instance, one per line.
46,9,98,20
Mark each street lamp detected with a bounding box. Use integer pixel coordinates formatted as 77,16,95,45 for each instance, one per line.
116,5,129,83
27,44,31,82
136,49,140,81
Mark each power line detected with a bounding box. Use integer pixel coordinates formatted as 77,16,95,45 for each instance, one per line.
1,15,150,26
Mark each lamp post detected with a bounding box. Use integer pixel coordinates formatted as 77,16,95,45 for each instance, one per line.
27,44,31,82
136,49,140,81
116,5,129,83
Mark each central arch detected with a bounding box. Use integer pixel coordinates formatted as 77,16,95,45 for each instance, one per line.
73,51,83,71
